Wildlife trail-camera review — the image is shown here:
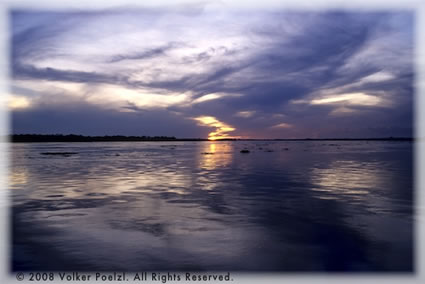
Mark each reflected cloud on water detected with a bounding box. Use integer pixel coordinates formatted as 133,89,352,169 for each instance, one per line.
310,160,380,199
9,169,28,188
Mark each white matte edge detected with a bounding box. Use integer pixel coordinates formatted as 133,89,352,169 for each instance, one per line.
0,1,423,284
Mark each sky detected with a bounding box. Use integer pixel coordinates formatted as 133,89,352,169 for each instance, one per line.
9,6,414,139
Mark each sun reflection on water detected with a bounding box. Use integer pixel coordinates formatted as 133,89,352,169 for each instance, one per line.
198,142,234,171
10,142,413,271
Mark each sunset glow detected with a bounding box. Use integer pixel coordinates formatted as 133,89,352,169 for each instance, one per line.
9,6,414,274
10,9,412,138
193,116,237,140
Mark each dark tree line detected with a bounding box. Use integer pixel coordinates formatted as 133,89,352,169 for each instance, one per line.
9,134,412,143
10,134,180,142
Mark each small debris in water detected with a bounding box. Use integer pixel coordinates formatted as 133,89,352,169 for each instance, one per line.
240,149,250,153
85,192,107,197
46,194,64,198
283,148,289,151
202,152,214,155
40,152,78,156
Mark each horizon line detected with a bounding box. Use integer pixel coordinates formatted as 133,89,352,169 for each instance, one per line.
8,134,414,142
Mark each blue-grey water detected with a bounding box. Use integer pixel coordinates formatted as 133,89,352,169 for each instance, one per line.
10,141,413,271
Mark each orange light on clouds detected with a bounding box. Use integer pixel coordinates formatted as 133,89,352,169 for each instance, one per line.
193,116,238,140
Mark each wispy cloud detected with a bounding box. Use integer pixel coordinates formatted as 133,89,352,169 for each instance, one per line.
310,93,386,107
10,9,413,138
192,93,243,104
235,111,255,118
270,123,293,129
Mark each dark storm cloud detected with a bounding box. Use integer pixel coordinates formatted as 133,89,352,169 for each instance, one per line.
185,13,385,106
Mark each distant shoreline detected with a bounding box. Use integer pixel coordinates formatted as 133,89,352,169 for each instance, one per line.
8,134,414,143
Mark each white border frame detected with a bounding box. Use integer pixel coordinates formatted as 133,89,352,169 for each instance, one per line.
0,1,423,283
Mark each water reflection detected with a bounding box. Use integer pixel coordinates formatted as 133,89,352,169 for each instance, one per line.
310,160,380,199
11,141,413,271
9,169,28,188
198,142,234,171
309,157,412,216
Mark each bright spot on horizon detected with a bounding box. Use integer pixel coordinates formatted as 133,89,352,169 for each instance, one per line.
193,116,237,140
8,95,31,110
310,92,384,107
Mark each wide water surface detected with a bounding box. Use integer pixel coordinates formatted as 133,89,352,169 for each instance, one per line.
10,141,413,271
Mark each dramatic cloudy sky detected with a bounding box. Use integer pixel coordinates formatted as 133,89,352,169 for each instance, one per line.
9,7,413,139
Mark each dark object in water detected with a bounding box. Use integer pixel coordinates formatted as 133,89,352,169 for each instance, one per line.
40,152,78,156
265,149,274,152
115,153,120,156
283,148,289,151
202,152,214,155
240,149,250,153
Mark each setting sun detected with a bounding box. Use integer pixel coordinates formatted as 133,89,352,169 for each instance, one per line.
193,116,237,140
